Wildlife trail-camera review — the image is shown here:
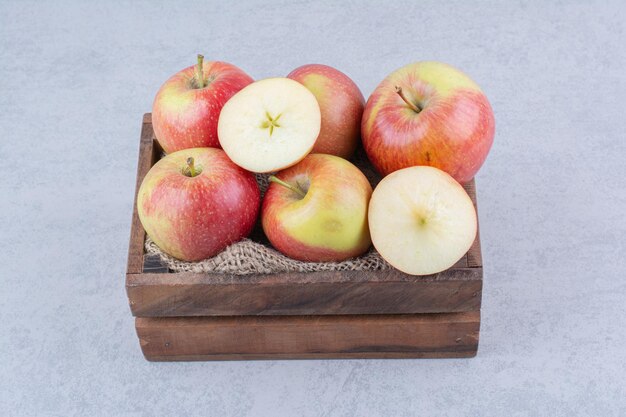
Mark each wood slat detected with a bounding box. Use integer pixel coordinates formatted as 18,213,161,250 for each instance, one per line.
127,268,482,317
126,114,155,275
464,179,483,268
136,311,480,361
140,352,478,360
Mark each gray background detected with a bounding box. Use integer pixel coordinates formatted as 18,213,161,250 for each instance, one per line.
1,0,625,416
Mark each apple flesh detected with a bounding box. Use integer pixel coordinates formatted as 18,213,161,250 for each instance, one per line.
362,61,495,183
287,64,364,159
368,166,477,275
152,55,253,153
137,147,260,261
218,77,321,173
262,154,372,262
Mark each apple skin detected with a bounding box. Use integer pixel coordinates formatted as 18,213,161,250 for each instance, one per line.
152,61,253,154
137,147,260,261
361,61,495,183
262,154,372,262
287,64,364,159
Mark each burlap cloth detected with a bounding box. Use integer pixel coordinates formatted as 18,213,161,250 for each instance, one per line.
145,149,392,274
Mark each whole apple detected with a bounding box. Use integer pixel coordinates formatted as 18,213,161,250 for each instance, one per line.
152,55,253,153
287,64,364,159
262,154,372,262
137,147,260,261
368,166,477,275
362,61,495,183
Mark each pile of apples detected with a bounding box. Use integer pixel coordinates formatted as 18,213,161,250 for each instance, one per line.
138,55,494,275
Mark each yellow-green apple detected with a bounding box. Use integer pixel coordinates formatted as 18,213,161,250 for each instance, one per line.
362,61,495,183
152,55,253,153
137,147,260,261
262,154,372,262
218,77,321,173
368,166,477,275
287,64,364,159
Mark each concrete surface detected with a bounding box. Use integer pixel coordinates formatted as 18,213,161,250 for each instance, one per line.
1,1,625,416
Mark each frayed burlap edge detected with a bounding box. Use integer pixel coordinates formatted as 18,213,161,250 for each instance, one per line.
145,237,391,275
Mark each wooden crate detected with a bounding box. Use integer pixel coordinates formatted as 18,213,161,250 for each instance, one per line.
126,114,483,361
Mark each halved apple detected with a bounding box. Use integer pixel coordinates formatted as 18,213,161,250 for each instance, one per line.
217,77,321,173
368,166,477,275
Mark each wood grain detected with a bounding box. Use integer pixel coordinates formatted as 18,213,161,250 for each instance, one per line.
464,179,483,268
136,311,480,361
126,114,483,317
127,268,482,316
126,114,155,275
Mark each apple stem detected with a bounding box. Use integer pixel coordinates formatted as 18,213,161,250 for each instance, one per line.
395,86,421,113
196,54,204,88
187,157,197,177
269,175,306,198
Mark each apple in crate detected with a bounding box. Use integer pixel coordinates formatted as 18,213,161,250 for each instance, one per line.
262,154,372,262
368,166,477,275
362,61,495,183
287,64,364,159
152,55,253,153
137,148,260,261
218,78,321,173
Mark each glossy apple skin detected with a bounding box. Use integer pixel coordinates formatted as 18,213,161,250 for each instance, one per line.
288,64,364,159
138,148,260,261
362,61,495,183
152,61,253,154
262,154,372,262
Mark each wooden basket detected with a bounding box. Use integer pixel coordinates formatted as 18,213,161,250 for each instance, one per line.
126,114,483,361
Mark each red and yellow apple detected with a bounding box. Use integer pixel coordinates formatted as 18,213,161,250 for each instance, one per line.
262,154,372,262
137,147,260,261
362,61,495,183
287,64,364,159
152,55,253,153
368,166,477,275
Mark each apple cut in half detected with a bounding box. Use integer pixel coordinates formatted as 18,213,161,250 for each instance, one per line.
368,166,477,275
218,77,321,173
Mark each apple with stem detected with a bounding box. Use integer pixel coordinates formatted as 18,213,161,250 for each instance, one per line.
262,154,372,262
287,64,364,159
368,166,477,275
362,61,495,183
137,147,260,261
218,77,321,173
152,55,253,153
